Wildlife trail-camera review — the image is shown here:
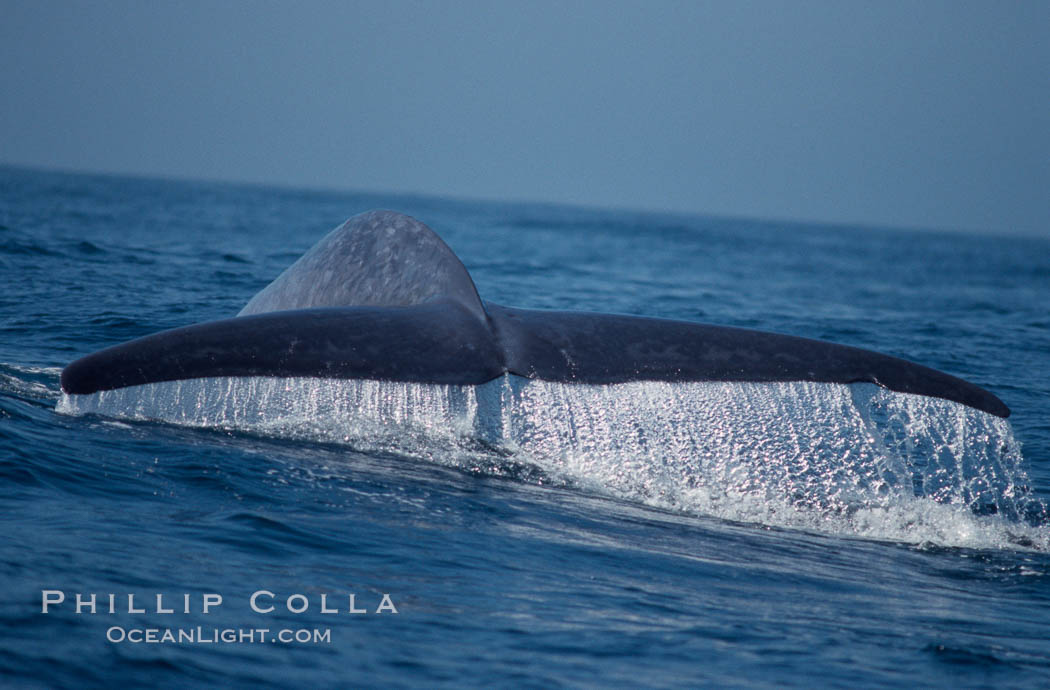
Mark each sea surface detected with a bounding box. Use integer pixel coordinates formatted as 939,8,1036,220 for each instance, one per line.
2,165,1049,688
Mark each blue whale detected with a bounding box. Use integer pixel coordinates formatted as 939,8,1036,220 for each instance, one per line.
60,210,1009,418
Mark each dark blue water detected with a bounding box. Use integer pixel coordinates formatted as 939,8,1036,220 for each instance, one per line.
3,165,1050,687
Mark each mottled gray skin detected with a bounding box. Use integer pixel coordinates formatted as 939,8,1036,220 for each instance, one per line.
61,211,1010,418
240,210,486,323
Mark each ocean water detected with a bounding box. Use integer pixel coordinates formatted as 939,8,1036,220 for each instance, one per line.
2,165,1049,687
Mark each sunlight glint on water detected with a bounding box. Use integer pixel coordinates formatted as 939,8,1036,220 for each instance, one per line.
57,376,1046,549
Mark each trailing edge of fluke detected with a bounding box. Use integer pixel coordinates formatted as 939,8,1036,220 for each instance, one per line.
60,210,1010,418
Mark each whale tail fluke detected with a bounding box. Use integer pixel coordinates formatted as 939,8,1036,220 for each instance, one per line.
60,210,1010,418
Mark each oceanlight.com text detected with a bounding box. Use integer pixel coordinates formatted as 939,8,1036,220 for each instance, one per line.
106,626,332,645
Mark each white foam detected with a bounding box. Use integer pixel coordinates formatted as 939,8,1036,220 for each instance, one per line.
1,363,63,400
57,376,1048,550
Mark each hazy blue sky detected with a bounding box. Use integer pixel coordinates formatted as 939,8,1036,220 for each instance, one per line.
2,1,1047,235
